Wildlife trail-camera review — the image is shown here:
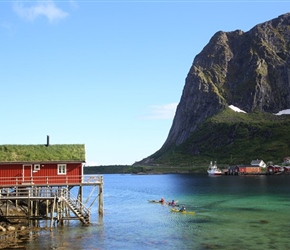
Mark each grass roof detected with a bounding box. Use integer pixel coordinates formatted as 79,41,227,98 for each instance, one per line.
0,144,85,162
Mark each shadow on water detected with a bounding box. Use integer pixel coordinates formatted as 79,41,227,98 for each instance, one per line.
187,218,212,224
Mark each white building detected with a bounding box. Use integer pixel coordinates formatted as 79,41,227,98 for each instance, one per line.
250,159,266,168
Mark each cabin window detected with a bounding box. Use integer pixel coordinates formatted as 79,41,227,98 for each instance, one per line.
34,164,40,171
58,164,67,175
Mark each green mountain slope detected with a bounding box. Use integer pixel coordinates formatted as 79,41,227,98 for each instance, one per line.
147,108,290,167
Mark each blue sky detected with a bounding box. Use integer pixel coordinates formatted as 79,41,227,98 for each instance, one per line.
0,1,289,166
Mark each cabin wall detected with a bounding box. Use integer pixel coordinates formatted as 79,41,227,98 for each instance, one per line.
236,166,261,173
245,167,261,173
32,163,82,176
268,166,280,173
0,164,22,176
32,163,82,184
0,164,23,185
0,162,83,185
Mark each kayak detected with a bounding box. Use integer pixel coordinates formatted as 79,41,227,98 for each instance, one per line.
167,202,179,207
148,200,164,203
170,208,195,215
148,200,178,205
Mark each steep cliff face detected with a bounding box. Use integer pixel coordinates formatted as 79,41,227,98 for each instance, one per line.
139,13,290,164
163,13,290,150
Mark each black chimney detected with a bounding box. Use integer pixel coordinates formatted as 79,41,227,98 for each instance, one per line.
46,135,50,147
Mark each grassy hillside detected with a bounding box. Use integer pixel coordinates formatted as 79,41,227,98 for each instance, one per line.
0,144,85,162
145,108,290,168
84,164,207,174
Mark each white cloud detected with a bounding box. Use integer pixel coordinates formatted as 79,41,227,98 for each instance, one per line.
13,1,68,23
142,103,178,120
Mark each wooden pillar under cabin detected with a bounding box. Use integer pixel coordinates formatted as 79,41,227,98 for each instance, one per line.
27,198,31,223
46,199,49,218
60,201,65,225
50,197,56,228
15,187,18,208
5,198,8,216
65,198,69,218
30,200,33,218
99,180,104,215
80,186,83,211
36,200,39,217
57,199,60,221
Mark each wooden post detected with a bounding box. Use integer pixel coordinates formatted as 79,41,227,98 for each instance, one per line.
5,190,8,216
80,186,83,213
99,177,104,215
15,187,18,208
46,199,49,218
50,197,56,228
0,174,103,226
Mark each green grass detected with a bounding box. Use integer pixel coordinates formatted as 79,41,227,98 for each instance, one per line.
144,108,290,169
0,144,85,162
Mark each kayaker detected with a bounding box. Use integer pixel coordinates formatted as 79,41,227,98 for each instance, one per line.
159,197,165,203
179,206,186,212
169,200,176,206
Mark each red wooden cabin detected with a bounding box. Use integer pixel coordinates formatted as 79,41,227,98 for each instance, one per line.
0,142,85,187
235,165,261,174
267,165,283,174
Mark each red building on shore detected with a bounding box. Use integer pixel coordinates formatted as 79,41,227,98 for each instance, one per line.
0,137,103,226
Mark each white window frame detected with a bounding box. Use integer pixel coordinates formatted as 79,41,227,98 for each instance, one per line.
34,164,40,171
57,164,67,175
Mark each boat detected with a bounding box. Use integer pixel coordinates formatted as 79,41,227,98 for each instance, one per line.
170,208,195,215
148,200,164,203
148,199,179,206
207,161,222,176
167,203,179,207
167,200,179,207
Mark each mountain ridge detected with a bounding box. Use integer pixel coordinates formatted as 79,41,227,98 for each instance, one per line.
137,13,290,166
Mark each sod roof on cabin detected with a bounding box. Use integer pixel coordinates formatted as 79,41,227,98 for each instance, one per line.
0,144,85,162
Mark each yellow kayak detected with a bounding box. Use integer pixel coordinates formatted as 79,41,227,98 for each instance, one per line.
171,208,195,215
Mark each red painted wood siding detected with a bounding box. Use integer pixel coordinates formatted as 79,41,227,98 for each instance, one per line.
0,163,83,186
267,166,281,173
235,166,261,173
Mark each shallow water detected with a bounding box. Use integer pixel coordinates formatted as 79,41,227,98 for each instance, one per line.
8,174,290,249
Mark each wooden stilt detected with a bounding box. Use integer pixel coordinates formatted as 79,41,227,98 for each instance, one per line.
85,185,97,205
5,198,8,217
0,175,103,226
99,183,104,215
46,199,49,218
50,196,56,228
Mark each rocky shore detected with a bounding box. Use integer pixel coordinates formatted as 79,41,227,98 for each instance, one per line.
0,201,39,249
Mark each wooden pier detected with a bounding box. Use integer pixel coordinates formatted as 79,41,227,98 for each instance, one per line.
0,175,103,227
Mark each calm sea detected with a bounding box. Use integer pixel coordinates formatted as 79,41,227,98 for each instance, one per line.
7,174,290,249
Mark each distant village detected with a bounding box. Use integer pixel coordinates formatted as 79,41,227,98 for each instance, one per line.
224,157,290,175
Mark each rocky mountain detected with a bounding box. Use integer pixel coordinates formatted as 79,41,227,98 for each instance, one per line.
139,13,290,165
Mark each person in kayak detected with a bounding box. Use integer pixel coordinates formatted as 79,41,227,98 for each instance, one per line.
179,206,186,212
168,200,176,206
159,198,165,203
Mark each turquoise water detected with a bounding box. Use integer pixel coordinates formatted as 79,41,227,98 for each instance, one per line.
15,174,290,249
